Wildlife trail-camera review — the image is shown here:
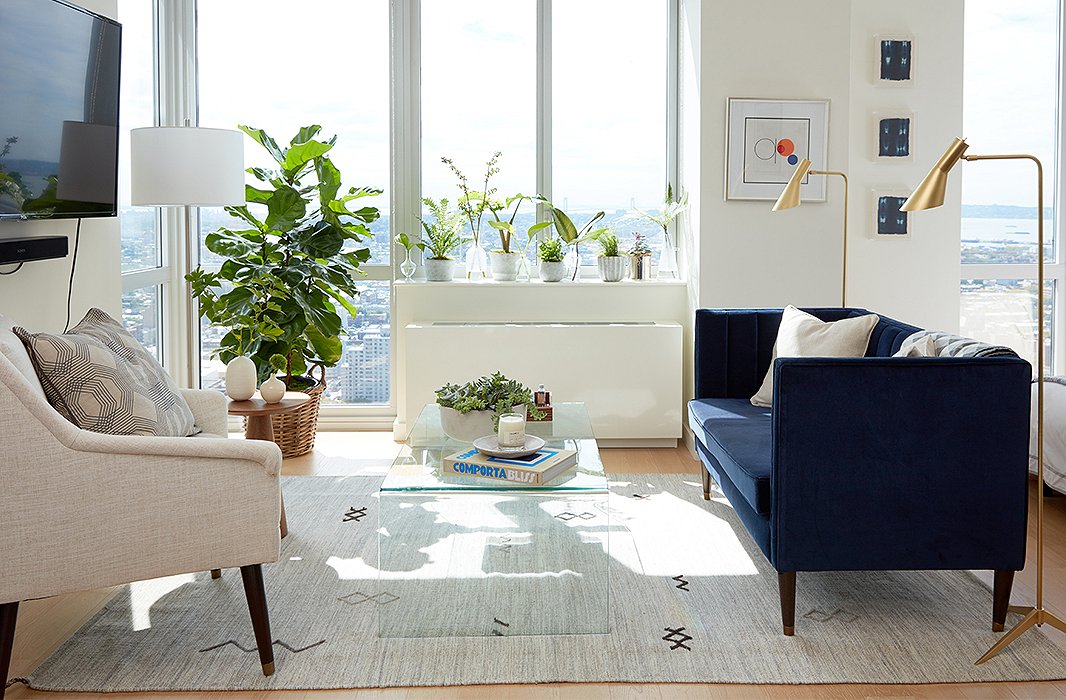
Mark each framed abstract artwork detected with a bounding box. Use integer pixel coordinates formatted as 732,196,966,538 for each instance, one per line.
871,190,912,238
875,34,915,85
725,98,830,201
871,110,914,161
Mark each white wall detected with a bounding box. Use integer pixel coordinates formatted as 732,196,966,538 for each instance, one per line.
688,0,964,331
0,0,121,333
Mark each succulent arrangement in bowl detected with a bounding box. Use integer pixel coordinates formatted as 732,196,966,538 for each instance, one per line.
436,372,545,439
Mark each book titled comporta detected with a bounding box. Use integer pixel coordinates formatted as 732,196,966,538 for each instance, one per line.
443,448,578,485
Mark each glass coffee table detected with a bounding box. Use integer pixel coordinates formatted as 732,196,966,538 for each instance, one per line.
378,402,609,638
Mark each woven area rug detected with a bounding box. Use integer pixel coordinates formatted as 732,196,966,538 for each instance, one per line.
22,473,1066,691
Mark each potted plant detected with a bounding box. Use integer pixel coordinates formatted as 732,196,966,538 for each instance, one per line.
537,237,567,282
627,232,653,280
627,184,688,278
442,151,502,279
394,232,418,280
486,193,540,282
416,196,468,281
187,124,377,457
596,231,626,282
435,372,545,441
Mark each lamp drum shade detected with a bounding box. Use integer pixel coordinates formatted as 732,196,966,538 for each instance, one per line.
130,126,245,206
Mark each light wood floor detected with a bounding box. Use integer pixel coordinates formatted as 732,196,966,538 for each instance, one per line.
8,433,1066,700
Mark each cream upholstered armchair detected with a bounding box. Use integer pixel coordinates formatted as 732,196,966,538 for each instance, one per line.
0,318,283,692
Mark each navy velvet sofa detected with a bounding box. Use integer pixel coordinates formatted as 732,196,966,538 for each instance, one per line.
689,308,1032,635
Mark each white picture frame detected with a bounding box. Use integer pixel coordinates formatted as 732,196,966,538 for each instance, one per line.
871,189,913,239
871,109,914,161
725,98,830,201
875,34,916,85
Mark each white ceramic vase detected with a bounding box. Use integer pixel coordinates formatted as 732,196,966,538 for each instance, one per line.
598,256,626,282
260,375,286,404
539,260,567,282
424,258,456,282
225,356,257,401
489,251,521,281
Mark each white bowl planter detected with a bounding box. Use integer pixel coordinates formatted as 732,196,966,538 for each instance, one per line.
489,250,521,281
439,405,517,442
598,256,626,282
424,258,456,282
539,260,567,282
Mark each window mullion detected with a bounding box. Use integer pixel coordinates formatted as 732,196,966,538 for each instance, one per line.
536,0,551,225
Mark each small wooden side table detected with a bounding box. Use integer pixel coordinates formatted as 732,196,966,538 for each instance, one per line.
227,392,310,540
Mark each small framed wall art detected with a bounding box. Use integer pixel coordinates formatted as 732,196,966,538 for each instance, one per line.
871,189,912,239
875,34,915,85
725,97,830,201
871,110,914,161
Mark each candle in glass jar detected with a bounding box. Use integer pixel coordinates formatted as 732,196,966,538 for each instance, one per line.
497,413,526,447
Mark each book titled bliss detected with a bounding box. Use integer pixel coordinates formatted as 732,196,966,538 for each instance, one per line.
442,448,578,486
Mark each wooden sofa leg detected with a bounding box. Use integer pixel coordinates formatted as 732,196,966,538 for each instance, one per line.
779,572,796,636
992,569,1015,632
702,467,711,500
239,565,275,677
1,601,19,700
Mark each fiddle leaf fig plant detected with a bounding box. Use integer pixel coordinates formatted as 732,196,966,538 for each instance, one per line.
187,124,379,387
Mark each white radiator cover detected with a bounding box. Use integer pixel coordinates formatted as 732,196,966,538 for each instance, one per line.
404,322,683,441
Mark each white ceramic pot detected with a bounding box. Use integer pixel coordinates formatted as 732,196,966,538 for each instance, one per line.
439,405,517,442
424,258,456,282
260,375,286,403
539,260,567,282
489,251,521,281
598,256,626,282
225,356,257,401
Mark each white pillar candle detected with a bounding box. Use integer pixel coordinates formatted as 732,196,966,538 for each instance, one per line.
497,413,526,447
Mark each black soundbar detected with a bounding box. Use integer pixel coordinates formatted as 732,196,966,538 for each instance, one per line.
0,236,69,265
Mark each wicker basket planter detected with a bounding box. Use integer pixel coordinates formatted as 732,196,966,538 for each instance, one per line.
245,367,325,458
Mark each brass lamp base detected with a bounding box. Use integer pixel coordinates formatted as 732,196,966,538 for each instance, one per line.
977,607,1066,664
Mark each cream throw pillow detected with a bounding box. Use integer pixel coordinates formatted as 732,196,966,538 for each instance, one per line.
750,306,880,408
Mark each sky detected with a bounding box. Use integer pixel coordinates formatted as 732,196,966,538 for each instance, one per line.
962,0,1060,209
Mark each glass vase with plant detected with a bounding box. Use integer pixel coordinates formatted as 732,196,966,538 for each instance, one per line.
596,230,626,282
535,198,607,281
394,232,418,280
442,151,501,278
627,184,688,278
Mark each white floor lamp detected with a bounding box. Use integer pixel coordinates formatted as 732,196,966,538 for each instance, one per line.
130,125,245,377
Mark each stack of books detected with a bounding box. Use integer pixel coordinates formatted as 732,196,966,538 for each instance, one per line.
442,447,578,486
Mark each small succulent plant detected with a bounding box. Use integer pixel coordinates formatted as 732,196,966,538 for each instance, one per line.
628,232,653,257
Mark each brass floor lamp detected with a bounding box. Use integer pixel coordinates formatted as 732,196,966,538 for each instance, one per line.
901,137,1066,664
772,159,849,308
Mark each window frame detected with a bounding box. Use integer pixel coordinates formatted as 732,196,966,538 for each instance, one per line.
960,0,1066,373
144,0,679,425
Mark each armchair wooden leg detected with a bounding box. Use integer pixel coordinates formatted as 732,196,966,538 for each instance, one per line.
211,569,222,579
779,572,796,636
1,601,19,700
239,565,275,677
702,467,711,500
992,569,1015,632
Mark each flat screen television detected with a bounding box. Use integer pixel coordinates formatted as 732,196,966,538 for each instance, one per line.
0,0,121,221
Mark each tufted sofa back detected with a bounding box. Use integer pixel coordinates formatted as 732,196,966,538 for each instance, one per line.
694,308,921,400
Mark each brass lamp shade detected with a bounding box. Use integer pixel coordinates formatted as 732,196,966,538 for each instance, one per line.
900,137,970,212
772,159,812,211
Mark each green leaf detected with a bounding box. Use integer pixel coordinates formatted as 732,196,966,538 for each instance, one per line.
488,220,514,233
205,230,257,258
316,157,342,203
305,324,343,365
298,221,345,259
290,125,323,146
550,208,578,243
528,221,552,236
294,286,342,339
245,185,273,204
283,139,333,174
265,186,306,232
316,280,359,318
239,125,285,165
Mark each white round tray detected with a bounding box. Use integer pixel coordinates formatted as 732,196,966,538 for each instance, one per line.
472,434,546,458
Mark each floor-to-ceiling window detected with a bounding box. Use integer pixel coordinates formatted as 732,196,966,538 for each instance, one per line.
961,0,1063,373
117,0,164,361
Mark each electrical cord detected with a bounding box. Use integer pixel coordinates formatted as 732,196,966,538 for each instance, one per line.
0,261,23,275
64,218,82,332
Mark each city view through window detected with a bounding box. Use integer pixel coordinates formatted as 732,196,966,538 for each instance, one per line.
960,0,1059,372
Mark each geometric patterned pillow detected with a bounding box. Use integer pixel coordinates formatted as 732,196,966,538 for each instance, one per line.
14,308,199,437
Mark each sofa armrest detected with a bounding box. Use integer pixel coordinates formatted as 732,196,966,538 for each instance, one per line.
769,356,1031,573
179,388,229,436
